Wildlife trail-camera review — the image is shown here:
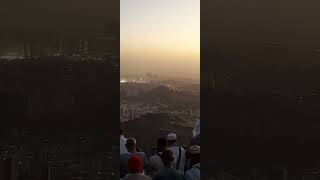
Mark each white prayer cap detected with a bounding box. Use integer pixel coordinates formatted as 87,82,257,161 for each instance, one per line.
167,133,177,141
189,145,200,155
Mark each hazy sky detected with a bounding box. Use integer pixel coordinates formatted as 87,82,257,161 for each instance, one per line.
121,0,200,80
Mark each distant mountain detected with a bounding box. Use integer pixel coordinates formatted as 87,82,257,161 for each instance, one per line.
146,85,176,97
125,85,199,110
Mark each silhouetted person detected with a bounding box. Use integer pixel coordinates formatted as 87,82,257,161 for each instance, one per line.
147,137,167,177
184,145,200,180
120,138,148,178
121,128,129,154
123,156,152,180
166,133,186,174
153,150,185,180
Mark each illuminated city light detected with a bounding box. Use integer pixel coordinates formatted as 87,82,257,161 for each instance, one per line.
120,78,148,84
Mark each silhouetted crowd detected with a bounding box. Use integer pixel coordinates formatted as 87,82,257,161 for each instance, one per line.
120,128,200,180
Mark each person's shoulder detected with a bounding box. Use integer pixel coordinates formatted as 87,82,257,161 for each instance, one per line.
166,146,176,151
120,152,130,156
134,152,147,161
120,135,127,140
136,151,147,157
184,169,192,177
184,168,199,180
148,155,157,161
120,153,131,159
149,154,156,158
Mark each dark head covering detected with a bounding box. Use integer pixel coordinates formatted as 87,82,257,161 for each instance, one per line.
161,149,175,165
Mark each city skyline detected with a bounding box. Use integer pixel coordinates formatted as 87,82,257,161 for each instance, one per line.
120,0,200,81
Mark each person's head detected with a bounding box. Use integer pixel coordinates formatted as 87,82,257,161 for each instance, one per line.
128,156,143,174
120,128,124,136
161,150,175,167
126,138,137,153
157,137,167,152
167,133,177,145
189,145,200,165
136,146,142,152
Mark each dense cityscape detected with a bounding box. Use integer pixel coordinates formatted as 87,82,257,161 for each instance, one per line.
0,36,119,180
120,74,200,157
120,74,199,123
0,129,119,180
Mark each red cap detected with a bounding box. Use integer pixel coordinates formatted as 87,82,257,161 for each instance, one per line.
128,155,143,173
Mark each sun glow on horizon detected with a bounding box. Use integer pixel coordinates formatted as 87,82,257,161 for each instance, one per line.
120,0,200,80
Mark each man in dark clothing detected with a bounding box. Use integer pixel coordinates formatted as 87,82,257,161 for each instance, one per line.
153,150,185,180
185,145,200,180
146,137,167,177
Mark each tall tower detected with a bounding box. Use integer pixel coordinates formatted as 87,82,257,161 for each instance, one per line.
40,161,49,180
79,40,89,57
23,41,32,58
27,43,31,57
129,109,134,121
23,42,27,58
18,45,23,58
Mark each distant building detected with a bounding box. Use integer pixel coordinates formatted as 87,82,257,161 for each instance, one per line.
0,149,27,180
23,42,32,58
129,109,134,121
79,40,89,57
120,106,124,117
